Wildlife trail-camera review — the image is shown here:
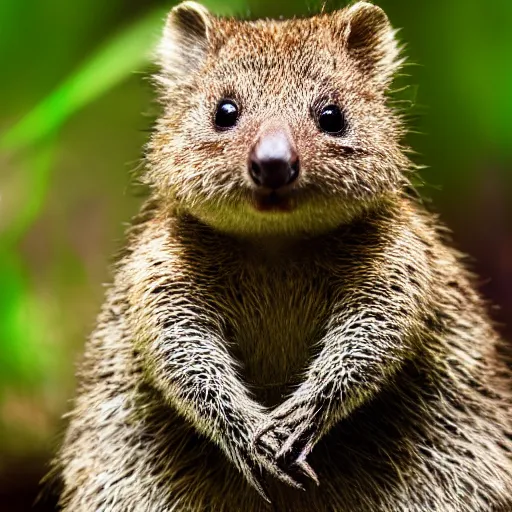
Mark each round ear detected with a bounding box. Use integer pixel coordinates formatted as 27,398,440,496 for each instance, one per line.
157,1,212,81
343,2,402,88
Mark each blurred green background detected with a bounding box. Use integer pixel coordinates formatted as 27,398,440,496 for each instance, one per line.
0,0,511,510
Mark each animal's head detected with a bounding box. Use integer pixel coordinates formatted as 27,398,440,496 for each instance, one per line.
146,1,411,236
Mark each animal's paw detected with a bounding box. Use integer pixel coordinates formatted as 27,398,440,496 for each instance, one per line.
236,448,272,503
250,428,306,493
252,398,321,486
235,429,304,503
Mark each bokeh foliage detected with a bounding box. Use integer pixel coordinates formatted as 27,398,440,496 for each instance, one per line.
0,0,511,498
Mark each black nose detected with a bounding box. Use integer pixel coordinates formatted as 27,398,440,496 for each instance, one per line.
249,129,300,189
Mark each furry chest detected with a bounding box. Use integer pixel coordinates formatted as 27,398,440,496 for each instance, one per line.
222,267,329,406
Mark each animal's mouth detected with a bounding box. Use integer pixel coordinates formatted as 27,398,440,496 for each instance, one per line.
252,190,294,212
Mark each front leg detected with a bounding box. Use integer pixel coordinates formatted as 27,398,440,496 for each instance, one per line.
255,213,432,478
256,297,416,472
141,320,303,498
124,228,303,499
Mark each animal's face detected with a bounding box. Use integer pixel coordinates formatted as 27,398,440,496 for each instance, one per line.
146,1,411,236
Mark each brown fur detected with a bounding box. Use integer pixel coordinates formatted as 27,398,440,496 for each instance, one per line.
54,2,512,510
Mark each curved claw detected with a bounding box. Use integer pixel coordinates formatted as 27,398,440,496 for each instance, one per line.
252,440,305,491
252,406,320,493
269,466,305,491
245,469,271,503
295,458,319,486
254,450,305,491
276,421,313,459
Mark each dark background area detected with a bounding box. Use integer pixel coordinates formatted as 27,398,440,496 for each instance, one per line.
1,0,511,510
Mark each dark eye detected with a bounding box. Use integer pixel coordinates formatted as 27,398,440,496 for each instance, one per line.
317,104,347,136
214,99,238,130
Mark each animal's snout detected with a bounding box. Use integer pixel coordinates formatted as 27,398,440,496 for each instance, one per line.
248,129,300,190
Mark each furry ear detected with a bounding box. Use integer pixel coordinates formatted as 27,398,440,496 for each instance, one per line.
157,1,212,81
342,2,402,88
